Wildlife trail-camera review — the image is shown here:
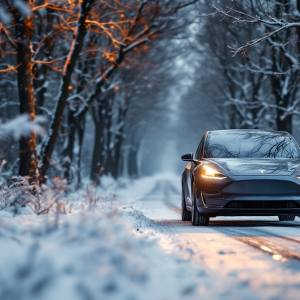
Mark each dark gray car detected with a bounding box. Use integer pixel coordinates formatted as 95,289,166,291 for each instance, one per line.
181,129,300,226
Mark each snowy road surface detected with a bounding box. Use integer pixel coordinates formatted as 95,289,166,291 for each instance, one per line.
130,175,300,299
2,175,300,300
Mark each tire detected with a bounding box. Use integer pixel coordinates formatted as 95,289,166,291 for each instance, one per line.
181,182,191,221
191,185,209,226
278,215,295,221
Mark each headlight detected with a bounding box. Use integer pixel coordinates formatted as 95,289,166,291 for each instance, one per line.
202,165,227,180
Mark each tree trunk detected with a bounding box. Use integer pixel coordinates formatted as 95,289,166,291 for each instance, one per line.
270,68,293,133
61,61,89,182
34,8,54,117
128,146,138,178
297,0,300,60
277,111,292,133
15,5,38,182
39,0,94,183
62,109,77,181
112,132,123,179
271,3,294,134
112,100,129,179
229,105,238,129
90,104,105,183
119,151,124,178
104,99,113,175
76,117,85,187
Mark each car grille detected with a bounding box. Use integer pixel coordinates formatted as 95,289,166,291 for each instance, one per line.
222,180,300,195
224,201,300,209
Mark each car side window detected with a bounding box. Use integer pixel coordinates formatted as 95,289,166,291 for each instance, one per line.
195,137,204,160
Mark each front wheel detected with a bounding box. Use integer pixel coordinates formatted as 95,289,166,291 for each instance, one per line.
191,186,209,226
278,215,295,221
181,185,191,221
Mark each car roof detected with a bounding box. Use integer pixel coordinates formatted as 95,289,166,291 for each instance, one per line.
206,129,289,135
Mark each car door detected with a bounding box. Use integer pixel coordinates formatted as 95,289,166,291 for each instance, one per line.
186,135,205,204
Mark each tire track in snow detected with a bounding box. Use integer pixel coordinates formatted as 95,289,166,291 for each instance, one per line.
216,227,300,261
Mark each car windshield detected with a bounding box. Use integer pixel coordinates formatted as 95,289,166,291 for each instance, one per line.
203,132,300,158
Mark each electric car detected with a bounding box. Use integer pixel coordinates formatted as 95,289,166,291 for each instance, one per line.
181,129,300,226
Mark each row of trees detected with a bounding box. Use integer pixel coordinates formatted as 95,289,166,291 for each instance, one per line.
210,0,300,133
0,0,195,185
179,0,300,139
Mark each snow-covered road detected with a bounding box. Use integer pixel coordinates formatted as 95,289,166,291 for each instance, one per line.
131,176,300,299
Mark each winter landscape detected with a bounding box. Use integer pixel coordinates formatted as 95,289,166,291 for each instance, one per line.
2,0,300,299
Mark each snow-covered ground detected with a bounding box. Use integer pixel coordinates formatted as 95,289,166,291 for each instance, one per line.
0,174,199,300
1,173,300,300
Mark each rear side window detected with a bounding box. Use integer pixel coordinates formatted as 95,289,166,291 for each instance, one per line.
203,132,300,159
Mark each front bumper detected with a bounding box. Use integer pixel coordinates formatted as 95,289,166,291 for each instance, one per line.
194,175,300,217
197,206,300,217
198,193,300,216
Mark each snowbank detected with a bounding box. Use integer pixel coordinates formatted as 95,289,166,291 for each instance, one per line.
0,203,198,300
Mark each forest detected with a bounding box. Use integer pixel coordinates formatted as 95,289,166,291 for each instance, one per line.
2,1,300,299
1,0,300,185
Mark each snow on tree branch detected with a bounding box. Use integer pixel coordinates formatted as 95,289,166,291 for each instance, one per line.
0,114,46,140
203,1,300,56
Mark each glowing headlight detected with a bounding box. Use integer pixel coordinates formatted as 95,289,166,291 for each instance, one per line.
202,165,227,180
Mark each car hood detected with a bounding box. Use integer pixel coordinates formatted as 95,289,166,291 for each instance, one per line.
205,158,300,176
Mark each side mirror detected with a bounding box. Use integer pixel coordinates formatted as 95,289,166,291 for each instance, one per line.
181,153,194,161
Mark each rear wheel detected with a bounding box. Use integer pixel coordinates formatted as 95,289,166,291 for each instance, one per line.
191,185,209,226
278,215,295,221
181,182,191,221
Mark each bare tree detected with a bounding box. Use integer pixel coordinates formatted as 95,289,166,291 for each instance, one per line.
39,0,95,183
0,0,198,184
203,0,300,132
1,0,39,181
